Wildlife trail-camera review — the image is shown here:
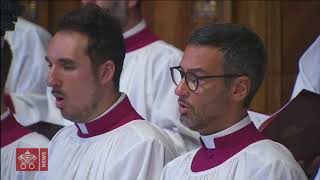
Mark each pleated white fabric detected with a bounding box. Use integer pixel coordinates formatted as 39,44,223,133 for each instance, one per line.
37,95,178,180
120,20,199,153
1,133,49,180
161,140,307,180
248,110,270,128
291,36,320,99
1,108,49,180
4,17,52,126
37,121,177,180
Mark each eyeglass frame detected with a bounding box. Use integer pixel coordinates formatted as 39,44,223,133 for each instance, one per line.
170,66,246,91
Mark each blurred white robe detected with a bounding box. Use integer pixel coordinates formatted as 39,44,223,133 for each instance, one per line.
315,168,320,180
4,17,52,126
291,35,320,99
248,110,270,128
120,20,199,153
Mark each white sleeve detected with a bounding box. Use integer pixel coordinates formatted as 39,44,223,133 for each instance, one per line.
4,18,52,125
10,93,48,126
160,162,174,180
5,19,51,95
104,140,175,180
248,110,270,129
1,133,49,180
251,161,308,180
291,36,320,99
315,168,320,180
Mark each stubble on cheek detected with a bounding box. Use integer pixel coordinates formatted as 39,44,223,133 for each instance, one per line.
180,107,198,131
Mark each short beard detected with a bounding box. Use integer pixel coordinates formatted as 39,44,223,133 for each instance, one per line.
180,108,208,133
180,109,199,131
62,73,102,123
62,88,101,123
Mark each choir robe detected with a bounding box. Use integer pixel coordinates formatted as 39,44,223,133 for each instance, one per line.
4,17,52,126
161,116,307,180
248,110,270,128
37,94,178,180
315,168,320,180
291,35,320,99
1,109,49,180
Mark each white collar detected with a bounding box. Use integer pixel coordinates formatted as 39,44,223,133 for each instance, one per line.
123,20,146,39
200,116,252,149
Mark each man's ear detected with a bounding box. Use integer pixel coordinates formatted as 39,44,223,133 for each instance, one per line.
98,60,115,85
230,76,250,103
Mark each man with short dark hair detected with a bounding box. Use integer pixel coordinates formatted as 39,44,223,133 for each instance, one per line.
161,23,307,180
38,5,177,180
80,0,200,153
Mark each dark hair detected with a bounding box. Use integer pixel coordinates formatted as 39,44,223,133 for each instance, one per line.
187,23,267,107
57,4,125,90
1,39,12,94
0,0,24,36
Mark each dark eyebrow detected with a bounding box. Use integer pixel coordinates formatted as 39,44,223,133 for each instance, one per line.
179,66,207,74
187,67,206,73
58,58,76,65
45,56,77,66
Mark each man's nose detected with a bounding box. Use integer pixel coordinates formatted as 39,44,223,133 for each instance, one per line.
175,79,189,97
47,67,61,88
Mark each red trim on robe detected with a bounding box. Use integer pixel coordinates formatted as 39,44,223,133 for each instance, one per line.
191,123,266,172
1,112,33,148
75,96,143,138
125,27,159,53
4,94,15,113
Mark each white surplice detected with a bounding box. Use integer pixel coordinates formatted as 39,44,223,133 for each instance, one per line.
161,116,307,180
1,108,49,180
120,20,199,153
291,35,320,99
248,110,270,128
4,17,52,126
37,94,178,180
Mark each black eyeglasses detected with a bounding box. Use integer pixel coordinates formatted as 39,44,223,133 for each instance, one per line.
170,66,245,91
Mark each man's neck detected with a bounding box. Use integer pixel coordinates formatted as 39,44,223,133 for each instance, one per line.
220,109,248,133
85,91,122,123
201,107,248,136
123,9,142,32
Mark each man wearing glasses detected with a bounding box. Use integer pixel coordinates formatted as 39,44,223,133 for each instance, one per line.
161,23,306,180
